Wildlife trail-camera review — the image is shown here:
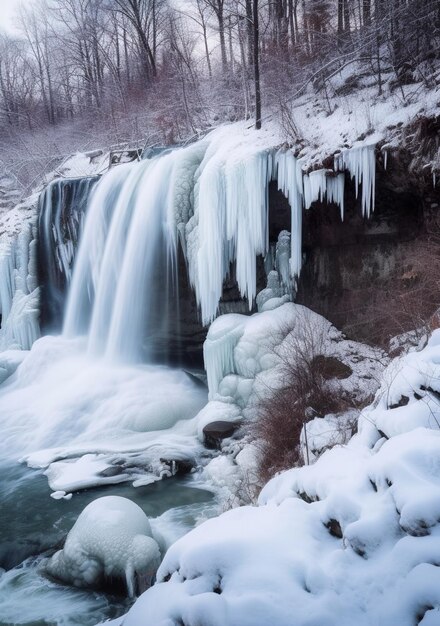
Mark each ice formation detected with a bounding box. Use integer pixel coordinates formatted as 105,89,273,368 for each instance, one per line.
198,303,385,507
0,222,40,351
203,303,383,404
273,149,348,282
335,144,376,217
186,133,273,324
273,150,304,280
0,126,379,493
112,331,440,626
45,496,161,597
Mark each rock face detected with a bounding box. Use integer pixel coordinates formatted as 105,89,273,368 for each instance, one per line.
294,149,440,346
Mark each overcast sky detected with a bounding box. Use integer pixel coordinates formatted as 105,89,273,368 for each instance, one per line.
0,0,25,34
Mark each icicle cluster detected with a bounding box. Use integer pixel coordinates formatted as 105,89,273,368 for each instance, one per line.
186,140,273,325
0,223,40,350
274,151,304,281
58,131,378,351
335,144,376,218
274,144,376,283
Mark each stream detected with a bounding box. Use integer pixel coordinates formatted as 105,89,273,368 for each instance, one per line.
0,461,214,626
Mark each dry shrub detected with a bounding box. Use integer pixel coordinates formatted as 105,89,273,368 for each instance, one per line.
251,313,355,485
373,236,440,350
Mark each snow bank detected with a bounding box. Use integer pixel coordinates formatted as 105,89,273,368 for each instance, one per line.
45,496,160,597
116,331,440,625
359,331,440,441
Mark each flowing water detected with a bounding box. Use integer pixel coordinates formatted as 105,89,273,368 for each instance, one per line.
0,461,214,625
0,151,218,624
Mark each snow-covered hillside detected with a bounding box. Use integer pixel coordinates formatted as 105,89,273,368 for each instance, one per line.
110,329,440,626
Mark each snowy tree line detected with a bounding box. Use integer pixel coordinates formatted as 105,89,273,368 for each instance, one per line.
0,0,439,187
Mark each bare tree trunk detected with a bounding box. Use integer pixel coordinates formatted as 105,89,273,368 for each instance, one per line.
288,0,295,46
246,0,253,66
344,0,351,32
218,8,228,72
228,15,235,73
363,0,371,25
338,0,344,34
253,0,261,129
202,22,212,78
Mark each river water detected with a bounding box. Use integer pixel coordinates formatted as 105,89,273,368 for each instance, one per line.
0,461,214,626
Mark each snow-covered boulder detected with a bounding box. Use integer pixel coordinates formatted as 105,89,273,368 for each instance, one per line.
45,496,161,597
113,330,440,625
197,303,386,502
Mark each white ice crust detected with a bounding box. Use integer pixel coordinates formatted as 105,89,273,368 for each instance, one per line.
115,330,440,625
45,496,160,597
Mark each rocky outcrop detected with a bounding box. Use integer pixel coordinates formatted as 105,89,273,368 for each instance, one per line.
294,144,440,346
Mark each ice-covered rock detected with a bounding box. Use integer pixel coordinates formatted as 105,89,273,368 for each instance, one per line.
114,334,440,625
0,221,40,351
45,496,161,597
197,303,385,507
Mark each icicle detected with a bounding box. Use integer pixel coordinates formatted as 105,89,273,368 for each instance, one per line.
275,230,291,289
203,316,243,399
327,174,345,220
303,170,328,210
335,144,376,218
193,143,273,325
383,149,388,171
274,150,303,280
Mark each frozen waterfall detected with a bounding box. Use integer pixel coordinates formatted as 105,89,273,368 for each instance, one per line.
62,132,378,336
0,128,380,495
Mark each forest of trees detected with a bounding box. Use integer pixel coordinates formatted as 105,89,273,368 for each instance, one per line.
0,0,439,189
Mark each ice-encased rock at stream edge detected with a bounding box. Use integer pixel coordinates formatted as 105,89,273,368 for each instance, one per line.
45,496,161,597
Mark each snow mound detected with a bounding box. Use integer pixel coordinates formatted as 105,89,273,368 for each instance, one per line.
45,496,161,597
360,330,440,441
117,331,440,625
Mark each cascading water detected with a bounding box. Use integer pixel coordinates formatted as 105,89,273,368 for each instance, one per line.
0,125,380,625
0,146,214,626
38,176,98,330
63,156,181,364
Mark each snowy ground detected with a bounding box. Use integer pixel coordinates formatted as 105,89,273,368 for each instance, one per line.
106,329,440,626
